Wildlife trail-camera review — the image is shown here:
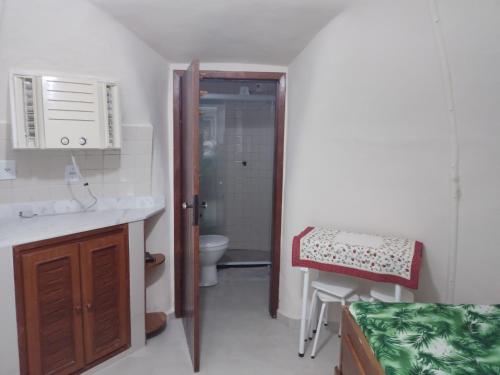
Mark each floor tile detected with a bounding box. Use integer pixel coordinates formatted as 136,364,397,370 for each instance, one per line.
92,267,339,374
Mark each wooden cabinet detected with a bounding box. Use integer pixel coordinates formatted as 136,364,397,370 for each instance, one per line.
14,225,130,375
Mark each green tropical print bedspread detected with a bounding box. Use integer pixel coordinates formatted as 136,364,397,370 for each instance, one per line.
349,302,500,375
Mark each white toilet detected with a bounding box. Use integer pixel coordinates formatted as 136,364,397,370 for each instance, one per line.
199,235,229,287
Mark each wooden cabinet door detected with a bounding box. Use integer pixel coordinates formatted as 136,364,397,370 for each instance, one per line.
79,230,130,363
20,243,85,375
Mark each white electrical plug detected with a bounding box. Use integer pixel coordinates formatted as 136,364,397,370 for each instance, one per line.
65,164,81,184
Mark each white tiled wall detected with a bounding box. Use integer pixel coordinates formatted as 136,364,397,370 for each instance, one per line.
201,101,275,252
0,123,153,204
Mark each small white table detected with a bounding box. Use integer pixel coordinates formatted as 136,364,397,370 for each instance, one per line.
292,227,423,357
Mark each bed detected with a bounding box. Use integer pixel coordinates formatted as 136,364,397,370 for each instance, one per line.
335,302,500,375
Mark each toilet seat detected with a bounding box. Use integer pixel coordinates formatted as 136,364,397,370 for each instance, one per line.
200,235,229,252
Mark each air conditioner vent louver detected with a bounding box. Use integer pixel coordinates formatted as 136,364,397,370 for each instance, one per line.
11,74,41,148
107,84,114,146
103,82,120,149
22,78,36,142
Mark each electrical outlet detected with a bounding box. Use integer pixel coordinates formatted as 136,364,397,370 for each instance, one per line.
65,164,81,184
0,160,16,180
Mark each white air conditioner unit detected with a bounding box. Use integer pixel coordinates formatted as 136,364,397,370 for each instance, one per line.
10,72,121,149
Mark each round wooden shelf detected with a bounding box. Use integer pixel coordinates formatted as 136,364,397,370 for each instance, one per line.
146,312,167,339
145,253,166,270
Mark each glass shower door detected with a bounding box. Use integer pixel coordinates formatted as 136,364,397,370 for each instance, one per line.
199,104,226,234
199,79,276,265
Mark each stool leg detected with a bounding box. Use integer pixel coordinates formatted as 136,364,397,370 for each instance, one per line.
324,303,329,326
311,302,326,359
395,285,402,302
312,294,319,335
338,299,345,337
307,289,318,340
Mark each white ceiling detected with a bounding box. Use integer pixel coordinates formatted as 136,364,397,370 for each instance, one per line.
90,0,348,65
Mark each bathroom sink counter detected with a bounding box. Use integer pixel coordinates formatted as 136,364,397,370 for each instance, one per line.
0,195,165,375
0,203,164,248
0,196,164,247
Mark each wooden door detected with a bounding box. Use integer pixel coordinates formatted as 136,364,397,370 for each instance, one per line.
20,243,85,375
180,60,201,372
79,229,130,363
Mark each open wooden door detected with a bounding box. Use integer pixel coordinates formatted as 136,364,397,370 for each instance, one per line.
180,60,201,372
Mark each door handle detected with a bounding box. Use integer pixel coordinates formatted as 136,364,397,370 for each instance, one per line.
193,195,199,226
200,201,208,209
74,305,82,314
182,196,199,226
86,302,93,311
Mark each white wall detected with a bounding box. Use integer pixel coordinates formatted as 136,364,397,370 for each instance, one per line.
436,0,500,304
0,0,171,313
0,125,154,203
280,0,500,318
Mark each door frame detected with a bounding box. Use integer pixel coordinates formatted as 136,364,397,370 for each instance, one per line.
173,69,286,318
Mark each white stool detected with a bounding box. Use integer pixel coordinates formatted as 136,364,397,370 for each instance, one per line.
309,291,359,358
307,277,358,358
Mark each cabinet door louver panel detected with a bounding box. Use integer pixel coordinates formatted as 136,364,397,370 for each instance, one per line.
80,231,130,363
42,76,101,149
21,243,85,375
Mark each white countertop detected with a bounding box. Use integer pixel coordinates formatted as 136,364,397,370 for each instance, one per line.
0,196,165,247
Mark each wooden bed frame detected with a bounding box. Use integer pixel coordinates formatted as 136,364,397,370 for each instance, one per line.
335,307,384,375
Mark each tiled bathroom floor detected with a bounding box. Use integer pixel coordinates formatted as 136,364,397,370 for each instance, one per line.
91,267,339,375
219,249,271,264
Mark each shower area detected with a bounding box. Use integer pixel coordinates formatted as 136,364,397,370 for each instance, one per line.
198,79,277,266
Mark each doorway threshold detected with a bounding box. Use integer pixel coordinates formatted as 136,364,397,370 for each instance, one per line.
218,261,271,268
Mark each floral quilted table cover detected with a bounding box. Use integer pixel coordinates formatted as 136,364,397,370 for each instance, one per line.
292,227,423,288
350,302,500,375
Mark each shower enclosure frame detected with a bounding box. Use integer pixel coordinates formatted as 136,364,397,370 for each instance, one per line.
172,69,286,319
